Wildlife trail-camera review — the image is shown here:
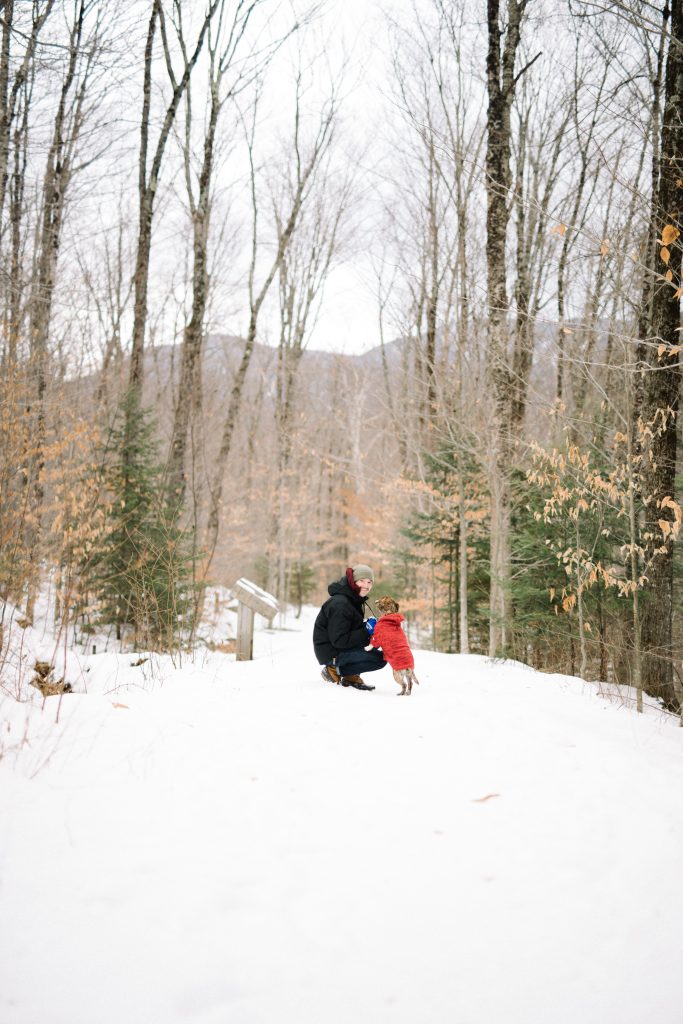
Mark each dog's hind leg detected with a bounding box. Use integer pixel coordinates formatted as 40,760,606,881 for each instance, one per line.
393,668,407,695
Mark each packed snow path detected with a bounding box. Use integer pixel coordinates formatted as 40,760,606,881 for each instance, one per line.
2,612,683,1023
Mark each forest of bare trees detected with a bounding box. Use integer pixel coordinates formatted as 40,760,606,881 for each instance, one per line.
0,0,681,711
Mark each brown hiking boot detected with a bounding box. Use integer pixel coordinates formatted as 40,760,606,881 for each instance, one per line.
321,664,341,684
341,674,375,691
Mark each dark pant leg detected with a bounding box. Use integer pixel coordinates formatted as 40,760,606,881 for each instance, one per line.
335,648,386,675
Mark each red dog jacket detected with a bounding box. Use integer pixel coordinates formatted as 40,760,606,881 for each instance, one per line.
370,613,414,670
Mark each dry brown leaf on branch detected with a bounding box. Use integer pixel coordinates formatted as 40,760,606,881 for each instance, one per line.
661,224,680,245
660,246,671,265
599,239,609,256
660,495,680,511
472,793,501,803
656,343,682,359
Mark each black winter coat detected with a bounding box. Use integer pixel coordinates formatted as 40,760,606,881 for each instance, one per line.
312,576,369,665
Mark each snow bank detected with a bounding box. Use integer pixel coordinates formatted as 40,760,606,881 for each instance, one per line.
1,606,682,1024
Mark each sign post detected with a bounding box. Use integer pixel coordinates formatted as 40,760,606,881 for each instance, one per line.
232,578,279,661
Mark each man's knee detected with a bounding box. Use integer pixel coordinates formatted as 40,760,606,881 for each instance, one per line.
337,648,386,674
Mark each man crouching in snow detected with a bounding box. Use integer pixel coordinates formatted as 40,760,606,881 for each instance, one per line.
313,565,386,691
370,595,420,696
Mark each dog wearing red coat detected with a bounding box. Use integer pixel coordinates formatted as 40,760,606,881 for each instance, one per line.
370,595,420,696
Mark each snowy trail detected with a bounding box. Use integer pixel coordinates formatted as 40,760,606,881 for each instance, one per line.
1,614,683,1023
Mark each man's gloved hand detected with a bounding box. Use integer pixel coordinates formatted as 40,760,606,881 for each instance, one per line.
365,617,377,637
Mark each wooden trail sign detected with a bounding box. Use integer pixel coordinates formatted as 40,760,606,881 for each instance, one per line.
232,578,279,661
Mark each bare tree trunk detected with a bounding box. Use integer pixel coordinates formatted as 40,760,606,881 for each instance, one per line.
5,70,29,369
636,0,682,709
0,0,55,230
168,0,269,510
485,0,527,656
457,454,469,653
510,85,569,431
204,264,279,569
25,0,95,620
575,518,588,679
427,10,481,654
167,80,219,510
425,136,440,434
0,0,13,223
376,265,408,469
571,135,626,432
626,387,643,712
126,0,219,405
89,216,132,409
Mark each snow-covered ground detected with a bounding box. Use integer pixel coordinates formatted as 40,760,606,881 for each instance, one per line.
1,605,683,1024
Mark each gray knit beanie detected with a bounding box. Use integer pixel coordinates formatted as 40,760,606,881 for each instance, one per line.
352,564,375,583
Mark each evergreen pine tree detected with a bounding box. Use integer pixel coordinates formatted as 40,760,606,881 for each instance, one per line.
400,445,489,653
88,392,195,649
286,561,315,618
